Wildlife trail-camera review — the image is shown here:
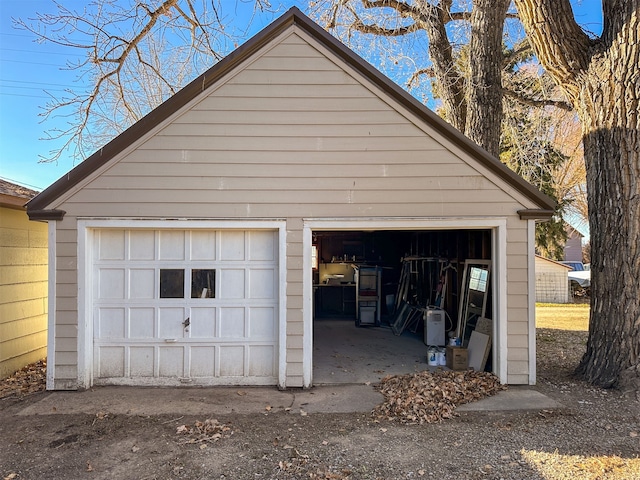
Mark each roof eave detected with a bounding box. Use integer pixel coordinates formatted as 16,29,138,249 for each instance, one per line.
0,193,29,210
518,209,555,220
28,209,66,221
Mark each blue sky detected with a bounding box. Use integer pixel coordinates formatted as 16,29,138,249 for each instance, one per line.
1,1,603,193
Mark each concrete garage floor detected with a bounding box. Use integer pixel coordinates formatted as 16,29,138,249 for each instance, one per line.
312,318,432,384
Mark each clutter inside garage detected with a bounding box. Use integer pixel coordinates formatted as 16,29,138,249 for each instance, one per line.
312,230,493,376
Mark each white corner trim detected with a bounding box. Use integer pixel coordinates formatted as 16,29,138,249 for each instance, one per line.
277,223,288,390
528,219,537,385
494,221,508,384
77,220,92,389
302,225,313,388
46,222,56,391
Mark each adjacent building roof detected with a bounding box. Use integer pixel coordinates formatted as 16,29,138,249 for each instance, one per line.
0,179,39,209
27,7,555,219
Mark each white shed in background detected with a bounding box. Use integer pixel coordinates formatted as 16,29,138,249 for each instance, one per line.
535,256,571,304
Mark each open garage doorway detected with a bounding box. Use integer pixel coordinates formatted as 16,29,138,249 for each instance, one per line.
304,220,500,386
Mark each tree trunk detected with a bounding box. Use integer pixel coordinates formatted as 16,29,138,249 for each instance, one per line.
515,0,640,391
419,1,468,133
465,0,510,157
576,31,640,392
579,126,640,391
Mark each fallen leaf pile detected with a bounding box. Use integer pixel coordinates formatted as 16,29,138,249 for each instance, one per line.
176,419,233,444
0,359,46,399
373,369,506,424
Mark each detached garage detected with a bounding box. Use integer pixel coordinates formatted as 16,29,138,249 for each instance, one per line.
27,8,553,390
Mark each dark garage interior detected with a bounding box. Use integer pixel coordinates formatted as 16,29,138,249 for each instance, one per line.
311,229,494,384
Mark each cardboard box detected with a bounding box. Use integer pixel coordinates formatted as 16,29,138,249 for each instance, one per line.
446,346,468,370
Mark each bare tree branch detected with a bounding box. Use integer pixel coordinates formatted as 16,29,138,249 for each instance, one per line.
14,0,266,163
502,88,573,111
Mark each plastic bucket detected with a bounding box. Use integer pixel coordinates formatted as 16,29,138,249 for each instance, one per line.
427,347,438,366
437,348,446,366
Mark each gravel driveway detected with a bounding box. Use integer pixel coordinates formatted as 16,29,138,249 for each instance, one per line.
1,327,638,480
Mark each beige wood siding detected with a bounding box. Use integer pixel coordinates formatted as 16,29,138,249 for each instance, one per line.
51,216,79,389
48,29,541,387
58,34,524,219
0,207,48,378
504,218,531,384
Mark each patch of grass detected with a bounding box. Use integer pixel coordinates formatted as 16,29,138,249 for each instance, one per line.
536,303,589,331
521,449,640,480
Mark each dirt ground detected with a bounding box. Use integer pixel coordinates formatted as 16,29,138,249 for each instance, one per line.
1,327,639,480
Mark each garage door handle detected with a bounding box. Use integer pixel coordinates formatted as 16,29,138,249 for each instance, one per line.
183,317,190,328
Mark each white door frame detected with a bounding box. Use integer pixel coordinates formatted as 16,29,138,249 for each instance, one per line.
302,217,508,388
77,218,287,389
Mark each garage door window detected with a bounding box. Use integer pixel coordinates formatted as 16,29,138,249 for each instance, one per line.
191,269,215,298
159,268,217,299
160,269,184,298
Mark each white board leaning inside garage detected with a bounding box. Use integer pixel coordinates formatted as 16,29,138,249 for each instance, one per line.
27,7,554,391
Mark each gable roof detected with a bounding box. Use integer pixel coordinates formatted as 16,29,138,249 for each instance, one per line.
565,224,584,238
27,7,555,220
535,255,573,270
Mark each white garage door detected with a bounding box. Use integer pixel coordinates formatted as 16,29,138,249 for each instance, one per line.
92,228,279,386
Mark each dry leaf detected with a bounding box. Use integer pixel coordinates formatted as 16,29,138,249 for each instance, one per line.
131,446,140,453
321,440,328,445
86,461,94,472
0,359,46,400
237,391,247,396
265,405,272,411
176,418,232,444
176,425,188,434
4,474,18,480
